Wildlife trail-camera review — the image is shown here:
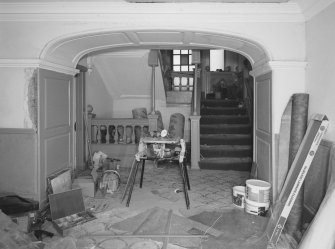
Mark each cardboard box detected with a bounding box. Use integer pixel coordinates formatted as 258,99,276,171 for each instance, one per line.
49,188,96,236
73,178,96,197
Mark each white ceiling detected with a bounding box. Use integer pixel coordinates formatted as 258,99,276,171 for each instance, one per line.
0,0,319,17
126,0,289,2
0,0,298,3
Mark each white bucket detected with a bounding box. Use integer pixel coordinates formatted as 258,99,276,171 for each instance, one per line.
245,198,270,217
232,186,246,208
246,179,271,203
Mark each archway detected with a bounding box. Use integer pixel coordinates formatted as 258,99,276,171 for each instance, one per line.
40,29,273,190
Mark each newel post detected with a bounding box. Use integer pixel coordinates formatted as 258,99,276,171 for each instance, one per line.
190,115,201,170
189,50,201,169
148,50,159,115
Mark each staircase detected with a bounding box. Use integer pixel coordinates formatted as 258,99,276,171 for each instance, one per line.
198,98,253,171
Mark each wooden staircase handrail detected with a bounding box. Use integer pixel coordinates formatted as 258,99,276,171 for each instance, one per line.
243,77,254,125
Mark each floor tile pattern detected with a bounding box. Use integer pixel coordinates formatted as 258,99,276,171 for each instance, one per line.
57,165,250,249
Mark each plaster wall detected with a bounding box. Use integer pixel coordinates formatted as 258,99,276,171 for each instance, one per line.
85,50,191,140
86,65,115,118
0,68,28,128
1,20,306,62
0,129,37,200
271,63,306,133
0,3,306,135
306,2,335,140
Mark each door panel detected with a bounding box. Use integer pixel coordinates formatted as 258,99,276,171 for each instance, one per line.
45,134,71,175
75,71,86,170
38,69,73,203
254,72,272,186
44,79,70,128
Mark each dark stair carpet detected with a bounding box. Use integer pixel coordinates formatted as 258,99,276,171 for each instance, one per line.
198,157,252,171
200,145,252,157
200,124,251,134
201,134,252,145
200,115,249,124
199,98,252,171
201,106,247,115
201,99,240,107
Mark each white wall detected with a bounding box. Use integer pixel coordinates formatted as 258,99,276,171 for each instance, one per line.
84,50,192,141
86,64,115,118
306,2,335,140
0,68,31,128
0,2,307,136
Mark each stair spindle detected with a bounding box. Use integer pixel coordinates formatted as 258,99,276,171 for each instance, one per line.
106,124,110,144
132,125,136,144
97,125,101,144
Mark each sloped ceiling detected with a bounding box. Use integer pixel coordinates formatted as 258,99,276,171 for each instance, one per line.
92,50,151,98
89,49,165,101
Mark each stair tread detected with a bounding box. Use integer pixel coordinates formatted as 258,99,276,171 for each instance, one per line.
202,99,240,105
201,134,252,138
200,157,252,162
200,123,251,128
201,106,245,110
201,114,249,118
201,144,252,150
198,158,252,171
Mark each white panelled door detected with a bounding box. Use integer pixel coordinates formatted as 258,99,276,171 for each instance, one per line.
38,69,74,203
254,72,273,190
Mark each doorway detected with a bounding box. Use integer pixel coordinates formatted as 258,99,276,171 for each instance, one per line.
41,29,273,200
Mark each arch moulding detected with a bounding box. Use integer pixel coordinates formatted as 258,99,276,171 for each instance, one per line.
40,29,272,75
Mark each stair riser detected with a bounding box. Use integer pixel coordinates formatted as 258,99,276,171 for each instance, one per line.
200,126,251,134
201,117,249,124
201,108,246,115
198,161,252,171
200,149,252,157
202,100,240,107
200,137,252,145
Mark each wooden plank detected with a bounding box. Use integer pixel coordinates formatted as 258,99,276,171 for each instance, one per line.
267,114,329,248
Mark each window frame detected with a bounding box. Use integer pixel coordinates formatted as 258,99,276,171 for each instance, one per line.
171,49,195,91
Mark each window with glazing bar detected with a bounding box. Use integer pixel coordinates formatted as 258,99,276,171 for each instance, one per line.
172,50,195,91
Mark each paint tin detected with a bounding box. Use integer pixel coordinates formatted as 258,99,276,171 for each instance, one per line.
232,186,246,208
245,198,270,217
245,179,271,203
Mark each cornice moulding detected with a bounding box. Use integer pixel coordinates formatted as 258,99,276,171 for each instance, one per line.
269,61,307,69
0,2,305,22
251,60,307,77
0,59,78,75
40,60,79,75
0,14,305,23
0,2,301,14
250,63,271,77
302,0,335,20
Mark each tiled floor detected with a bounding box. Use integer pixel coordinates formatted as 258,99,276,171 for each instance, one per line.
46,163,251,249
85,162,249,214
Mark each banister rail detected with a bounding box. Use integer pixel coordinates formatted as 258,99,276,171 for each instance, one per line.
243,77,254,125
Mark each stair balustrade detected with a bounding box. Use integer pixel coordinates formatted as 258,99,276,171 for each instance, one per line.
190,64,202,170
88,117,149,145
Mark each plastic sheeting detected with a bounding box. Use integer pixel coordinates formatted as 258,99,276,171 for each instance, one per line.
298,180,335,249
